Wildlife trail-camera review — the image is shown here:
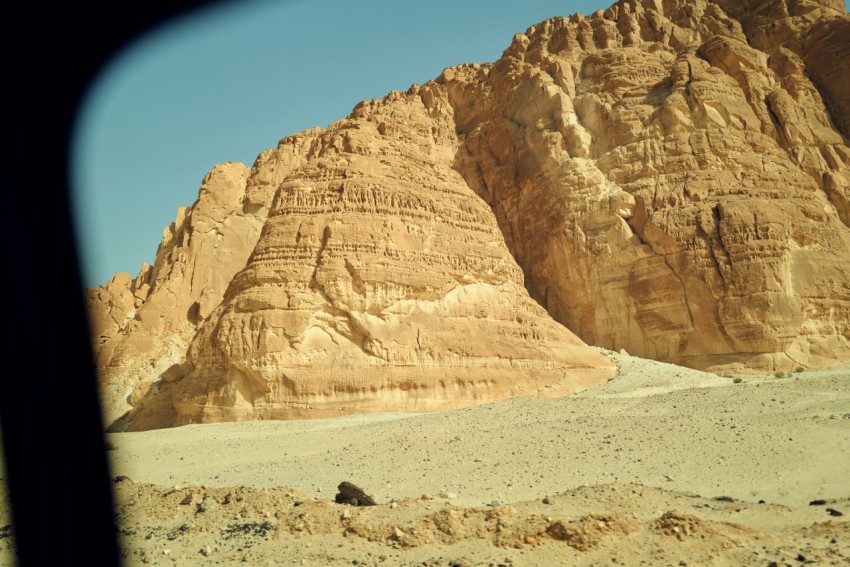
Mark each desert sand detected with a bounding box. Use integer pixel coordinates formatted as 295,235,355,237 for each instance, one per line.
4,350,846,566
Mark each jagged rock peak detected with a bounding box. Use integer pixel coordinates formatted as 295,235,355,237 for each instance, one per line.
103,73,615,431
440,0,850,371
88,0,850,430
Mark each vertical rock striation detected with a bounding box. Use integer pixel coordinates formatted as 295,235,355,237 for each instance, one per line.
450,0,850,371
97,86,614,431
87,0,850,430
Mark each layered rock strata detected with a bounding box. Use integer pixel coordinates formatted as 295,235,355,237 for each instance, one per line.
87,0,850,430
94,89,615,431
86,163,265,423
448,0,850,370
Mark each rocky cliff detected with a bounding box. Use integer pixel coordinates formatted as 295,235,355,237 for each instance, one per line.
450,0,850,371
87,0,850,430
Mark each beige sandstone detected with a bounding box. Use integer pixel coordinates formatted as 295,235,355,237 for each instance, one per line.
86,0,850,430
450,0,850,371
87,163,269,424
116,88,614,430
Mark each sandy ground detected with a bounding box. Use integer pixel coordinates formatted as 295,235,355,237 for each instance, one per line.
2,351,849,565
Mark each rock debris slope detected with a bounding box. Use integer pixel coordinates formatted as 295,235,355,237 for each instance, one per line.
86,0,850,430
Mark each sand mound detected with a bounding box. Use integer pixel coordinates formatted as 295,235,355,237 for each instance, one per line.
102,481,848,565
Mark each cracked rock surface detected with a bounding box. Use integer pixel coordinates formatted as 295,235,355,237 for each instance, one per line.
86,0,850,430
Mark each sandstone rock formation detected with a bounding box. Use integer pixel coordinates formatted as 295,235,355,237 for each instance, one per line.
106,88,615,431
450,0,850,371
86,162,268,423
87,0,850,430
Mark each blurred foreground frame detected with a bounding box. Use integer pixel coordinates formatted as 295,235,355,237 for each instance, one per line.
2,1,214,564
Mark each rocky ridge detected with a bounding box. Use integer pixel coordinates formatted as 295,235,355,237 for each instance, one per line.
449,0,850,370
102,482,849,566
87,0,850,430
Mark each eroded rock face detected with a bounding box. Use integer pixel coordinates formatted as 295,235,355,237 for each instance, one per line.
88,0,850,430
118,89,614,430
87,162,271,424
449,0,850,371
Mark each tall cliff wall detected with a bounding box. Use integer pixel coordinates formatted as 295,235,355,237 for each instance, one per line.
87,0,850,430
449,0,850,370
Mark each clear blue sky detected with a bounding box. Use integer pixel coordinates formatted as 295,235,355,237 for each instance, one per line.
71,0,610,288
71,0,849,288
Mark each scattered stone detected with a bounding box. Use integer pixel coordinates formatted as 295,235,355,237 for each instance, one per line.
809,499,827,506
335,482,376,506
180,493,193,505
222,522,275,539
825,508,843,517
114,475,132,483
